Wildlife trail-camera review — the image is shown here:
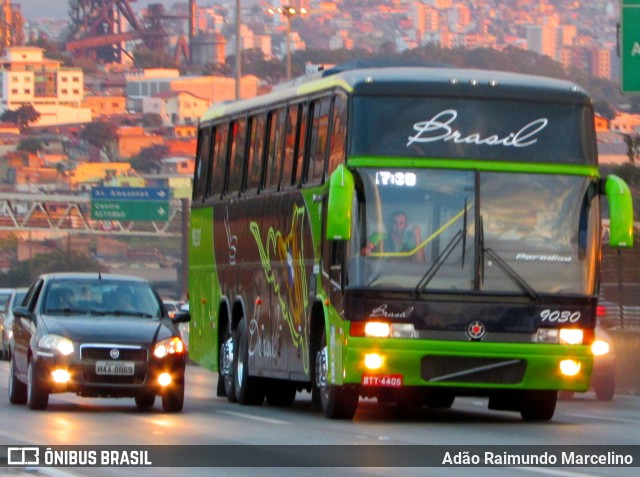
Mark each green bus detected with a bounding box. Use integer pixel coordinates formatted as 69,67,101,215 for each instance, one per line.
188,66,634,420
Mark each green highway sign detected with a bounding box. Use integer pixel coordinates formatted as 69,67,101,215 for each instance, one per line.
91,187,170,222
621,0,640,92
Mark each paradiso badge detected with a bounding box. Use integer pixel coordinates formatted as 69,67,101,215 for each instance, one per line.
466,321,487,341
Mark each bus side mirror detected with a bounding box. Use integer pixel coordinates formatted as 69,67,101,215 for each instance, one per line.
604,175,634,248
326,165,354,241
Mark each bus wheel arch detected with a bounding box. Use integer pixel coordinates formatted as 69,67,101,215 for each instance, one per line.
309,301,326,410
310,300,359,419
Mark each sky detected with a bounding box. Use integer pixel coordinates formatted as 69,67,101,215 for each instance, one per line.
17,0,170,21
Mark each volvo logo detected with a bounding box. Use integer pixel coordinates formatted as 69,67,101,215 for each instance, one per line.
109,348,120,359
466,321,487,341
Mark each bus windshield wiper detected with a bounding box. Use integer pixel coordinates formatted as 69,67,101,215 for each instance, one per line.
483,247,539,301
413,200,468,297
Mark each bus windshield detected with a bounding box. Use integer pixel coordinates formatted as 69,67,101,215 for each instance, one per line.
349,168,599,296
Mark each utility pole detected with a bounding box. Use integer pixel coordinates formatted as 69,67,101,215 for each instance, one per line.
235,0,241,100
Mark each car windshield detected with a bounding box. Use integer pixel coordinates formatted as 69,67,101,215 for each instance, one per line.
0,291,12,311
349,168,599,296
43,279,162,318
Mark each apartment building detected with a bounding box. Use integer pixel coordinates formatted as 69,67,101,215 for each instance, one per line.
0,46,92,126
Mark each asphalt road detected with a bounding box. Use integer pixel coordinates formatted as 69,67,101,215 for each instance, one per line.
0,361,638,477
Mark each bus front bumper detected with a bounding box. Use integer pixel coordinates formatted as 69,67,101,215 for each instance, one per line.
341,337,593,392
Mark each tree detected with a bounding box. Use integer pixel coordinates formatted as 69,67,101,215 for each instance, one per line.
0,250,106,287
133,46,178,69
80,121,118,161
143,113,164,128
623,134,640,164
17,138,44,154
130,145,169,173
1,104,41,131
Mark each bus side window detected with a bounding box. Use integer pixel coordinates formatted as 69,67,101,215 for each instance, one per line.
328,93,347,177
295,103,309,188
306,97,331,185
281,104,300,189
246,113,265,193
227,118,247,196
209,122,229,199
264,108,286,191
194,126,212,202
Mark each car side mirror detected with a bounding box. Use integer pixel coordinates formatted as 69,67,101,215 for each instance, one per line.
172,311,191,324
13,306,33,321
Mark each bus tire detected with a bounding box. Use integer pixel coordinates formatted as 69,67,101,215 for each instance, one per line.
316,329,358,420
265,380,297,407
220,325,237,402
520,390,556,421
234,318,265,405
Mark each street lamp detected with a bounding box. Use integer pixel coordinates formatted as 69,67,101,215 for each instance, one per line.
268,6,307,80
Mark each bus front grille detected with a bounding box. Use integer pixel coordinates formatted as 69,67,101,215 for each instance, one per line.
421,356,526,384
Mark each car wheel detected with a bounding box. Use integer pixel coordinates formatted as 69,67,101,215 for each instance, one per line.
220,324,237,403
27,360,49,410
8,357,27,405
162,378,185,413
234,318,265,405
558,390,575,400
135,393,155,409
520,390,556,421
316,329,359,420
594,376,615,401
265,380,297,407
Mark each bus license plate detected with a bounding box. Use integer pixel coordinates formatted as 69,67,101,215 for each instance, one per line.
362,375,403,387
95,361,135,376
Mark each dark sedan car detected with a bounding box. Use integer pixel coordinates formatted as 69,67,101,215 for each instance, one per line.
8,273,190,412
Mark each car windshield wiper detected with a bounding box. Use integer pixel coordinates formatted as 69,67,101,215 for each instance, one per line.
413,199,468,298
46,307,89,314
108,310,153,318
483,248,539,301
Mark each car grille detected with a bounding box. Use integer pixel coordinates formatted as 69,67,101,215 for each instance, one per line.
80,346,148,361
421,356,526,384
79,345,148,386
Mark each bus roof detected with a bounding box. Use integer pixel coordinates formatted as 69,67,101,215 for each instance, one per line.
200,66,591,123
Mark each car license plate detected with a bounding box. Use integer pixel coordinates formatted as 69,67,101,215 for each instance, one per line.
95,361,135,376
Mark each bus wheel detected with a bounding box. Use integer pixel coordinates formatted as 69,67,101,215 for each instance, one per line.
315,329,358,420
520,390,556,421
220,325,237,402
266,380,297,407
234,318,265,405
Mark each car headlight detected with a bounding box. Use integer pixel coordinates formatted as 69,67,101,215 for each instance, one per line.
592,339,611,356
38,334,74,356
154,336,185,358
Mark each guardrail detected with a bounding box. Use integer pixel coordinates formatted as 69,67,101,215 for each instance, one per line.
601,304,640,329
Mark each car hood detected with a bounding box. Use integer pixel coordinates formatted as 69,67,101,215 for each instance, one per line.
41,315,172,345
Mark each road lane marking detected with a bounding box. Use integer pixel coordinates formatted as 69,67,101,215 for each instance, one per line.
561,411,640,425
217,410,290,425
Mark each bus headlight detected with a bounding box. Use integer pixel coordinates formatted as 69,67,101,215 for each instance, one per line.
536,328,584,345
559,329,584,345
351,322,416,338
364,322,390,338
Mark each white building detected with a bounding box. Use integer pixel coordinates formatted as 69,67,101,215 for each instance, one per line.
0,46,92,127
142,91,210,126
